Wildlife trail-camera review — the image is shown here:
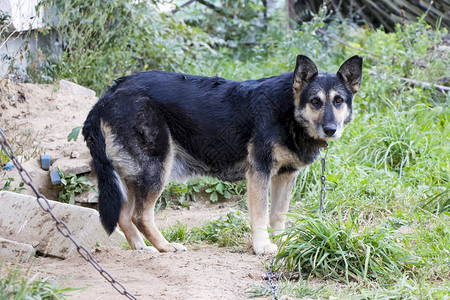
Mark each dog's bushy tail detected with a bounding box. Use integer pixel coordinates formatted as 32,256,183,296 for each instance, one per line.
82,112,125,235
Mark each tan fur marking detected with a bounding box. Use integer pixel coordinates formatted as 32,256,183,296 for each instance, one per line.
317,90,326,102
329,90,338,100
101,121,139,178
272,144,304,174
299,104,324,140
293,82,302,106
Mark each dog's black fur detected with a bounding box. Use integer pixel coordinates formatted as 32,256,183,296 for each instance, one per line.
83,55,363,254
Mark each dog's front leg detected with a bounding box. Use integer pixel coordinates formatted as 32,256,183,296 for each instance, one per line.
247,170,278,255
269,171,299,235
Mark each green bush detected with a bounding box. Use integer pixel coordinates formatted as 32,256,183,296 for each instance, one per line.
35,0,222,94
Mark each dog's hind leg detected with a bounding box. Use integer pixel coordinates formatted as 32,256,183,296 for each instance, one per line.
132,184,187,253
118,188,158,252
269,171,299,236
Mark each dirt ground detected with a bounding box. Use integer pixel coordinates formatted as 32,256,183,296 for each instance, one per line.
0,82,270,299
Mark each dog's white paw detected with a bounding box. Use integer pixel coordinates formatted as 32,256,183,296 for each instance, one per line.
253,241,278,255
158,242,187,253
141,245,159,253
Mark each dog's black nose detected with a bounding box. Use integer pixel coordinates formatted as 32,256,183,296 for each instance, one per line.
323,126,336,137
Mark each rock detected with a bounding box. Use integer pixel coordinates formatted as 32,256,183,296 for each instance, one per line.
52,157,91,175
0,191,126,259
59,80,96,97
0,237,36,262
75,189,98,204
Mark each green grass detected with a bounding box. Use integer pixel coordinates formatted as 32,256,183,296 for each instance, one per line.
0,263,79,299
274,213,423,284
122,210,251,250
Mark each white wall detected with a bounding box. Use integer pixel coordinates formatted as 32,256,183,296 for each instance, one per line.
0,0,44,31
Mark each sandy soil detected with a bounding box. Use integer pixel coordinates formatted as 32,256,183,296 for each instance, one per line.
0,82,269,299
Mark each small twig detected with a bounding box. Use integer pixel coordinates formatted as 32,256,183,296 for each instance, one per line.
401,78,450,92
318,29,388,62
0,28,18,49
172,0,233,17
171,0,196,14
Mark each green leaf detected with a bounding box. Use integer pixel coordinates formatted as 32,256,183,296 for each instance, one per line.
216,182,224,194
68,126,81,142
69,193,75,205
210,191,218,202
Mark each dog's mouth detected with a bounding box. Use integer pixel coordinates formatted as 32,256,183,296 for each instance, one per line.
316,139,328,148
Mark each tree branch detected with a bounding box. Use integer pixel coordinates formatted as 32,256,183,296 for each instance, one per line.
318,29,388,61
171,0,196,14
401,78,450,92
196,0,233,17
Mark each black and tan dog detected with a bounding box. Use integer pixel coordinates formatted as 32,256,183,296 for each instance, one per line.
83,55,363,255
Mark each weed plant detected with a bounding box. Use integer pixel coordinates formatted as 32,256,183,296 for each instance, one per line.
0,263,78,299
189,211,251,247
158,178,246,209
58,169,94,205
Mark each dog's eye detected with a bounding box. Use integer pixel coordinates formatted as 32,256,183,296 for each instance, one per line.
335,96,343,104
311,98,321,105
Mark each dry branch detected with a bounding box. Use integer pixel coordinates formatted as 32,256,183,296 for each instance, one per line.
401,78,450,92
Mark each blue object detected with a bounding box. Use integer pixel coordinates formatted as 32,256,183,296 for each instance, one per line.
41,154,51,170
50,170,61,185
3,162,14,170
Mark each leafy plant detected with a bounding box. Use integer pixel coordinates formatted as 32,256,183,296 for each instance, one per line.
159,181,202,209
58,169,94,205
159,178,246,209
274,214,423,284
0,263,79,299
1,177,25,193
203,178,246,202
190,211,250,247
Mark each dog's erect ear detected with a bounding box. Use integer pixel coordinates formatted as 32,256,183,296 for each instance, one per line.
293,55,318,87
337,55,363,94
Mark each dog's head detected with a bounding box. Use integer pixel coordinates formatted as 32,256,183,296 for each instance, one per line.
293,55,363,142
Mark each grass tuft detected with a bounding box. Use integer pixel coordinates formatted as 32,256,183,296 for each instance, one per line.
274,213,423,284
0,263,80,299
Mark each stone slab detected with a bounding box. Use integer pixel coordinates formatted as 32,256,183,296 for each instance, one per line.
0,191,126,259
52,157,91,175
0,237,36,262
59,80,96,97
75,189,98,204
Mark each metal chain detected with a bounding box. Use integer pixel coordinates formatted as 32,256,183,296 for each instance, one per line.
266,258,279,300
0,128,138,300
319,147,328,213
